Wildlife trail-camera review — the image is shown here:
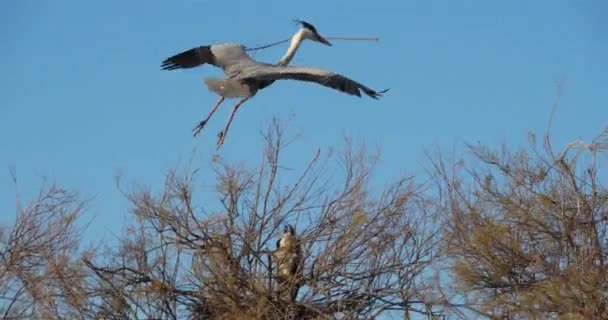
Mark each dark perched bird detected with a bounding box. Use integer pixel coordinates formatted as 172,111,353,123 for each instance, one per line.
161,20,388,149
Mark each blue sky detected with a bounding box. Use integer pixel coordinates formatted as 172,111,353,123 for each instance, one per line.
1,0,607,242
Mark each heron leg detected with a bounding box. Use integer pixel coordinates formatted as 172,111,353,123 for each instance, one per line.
216,97,250,148
192,96,225,137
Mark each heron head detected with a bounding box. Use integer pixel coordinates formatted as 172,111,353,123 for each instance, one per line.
294,19,332,46
284,224,296,235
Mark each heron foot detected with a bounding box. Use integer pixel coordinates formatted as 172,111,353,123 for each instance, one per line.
216,130,226,149
192,120,208,137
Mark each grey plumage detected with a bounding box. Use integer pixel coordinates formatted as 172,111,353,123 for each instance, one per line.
202,78,256,98
161,21,388,148
162,43,386,99
236,65,387,99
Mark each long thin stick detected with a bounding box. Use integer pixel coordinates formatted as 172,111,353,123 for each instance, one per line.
326,37,380,41
246,38,290,51
246,36,381,51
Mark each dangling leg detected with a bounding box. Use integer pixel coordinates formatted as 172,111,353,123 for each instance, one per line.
192,96,225,137
216,97,250,148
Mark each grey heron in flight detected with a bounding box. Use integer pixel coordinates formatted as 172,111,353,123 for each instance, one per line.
161,20,388,148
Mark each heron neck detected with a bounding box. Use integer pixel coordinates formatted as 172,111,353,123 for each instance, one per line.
277,31,305,66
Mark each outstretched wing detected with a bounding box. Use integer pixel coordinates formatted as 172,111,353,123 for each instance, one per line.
240,66,389,99
161,45,216,70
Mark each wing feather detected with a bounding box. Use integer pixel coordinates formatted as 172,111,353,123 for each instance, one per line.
161,46,216,70
241,66,388,99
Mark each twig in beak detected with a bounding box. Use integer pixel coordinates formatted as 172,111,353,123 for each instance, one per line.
326,37,380,41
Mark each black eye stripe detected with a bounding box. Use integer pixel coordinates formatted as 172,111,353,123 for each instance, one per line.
294,19,319,34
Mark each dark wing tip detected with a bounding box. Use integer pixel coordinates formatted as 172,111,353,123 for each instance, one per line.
160,46,214,71
374,88,390,98
160,55,186,70
160,59,182,70
329,74,387,99
362,88,389,99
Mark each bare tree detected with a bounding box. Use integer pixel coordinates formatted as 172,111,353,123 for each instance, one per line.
6,113,602,319
82,118,441,319
0,118,441,319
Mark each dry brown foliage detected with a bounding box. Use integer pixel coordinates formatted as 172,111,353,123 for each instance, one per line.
4,111,604,319
0,181,89,319
431,124,608,319
1,119,441,319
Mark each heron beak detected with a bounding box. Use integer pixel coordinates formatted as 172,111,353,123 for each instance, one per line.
315,34,332,46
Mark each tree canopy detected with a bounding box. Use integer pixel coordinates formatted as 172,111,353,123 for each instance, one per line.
1,118,606,319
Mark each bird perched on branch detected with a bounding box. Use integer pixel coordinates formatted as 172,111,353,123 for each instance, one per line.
161,20,388,149
273,224,303,301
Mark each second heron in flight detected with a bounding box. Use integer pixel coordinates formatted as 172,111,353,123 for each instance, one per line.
161,21,388,148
